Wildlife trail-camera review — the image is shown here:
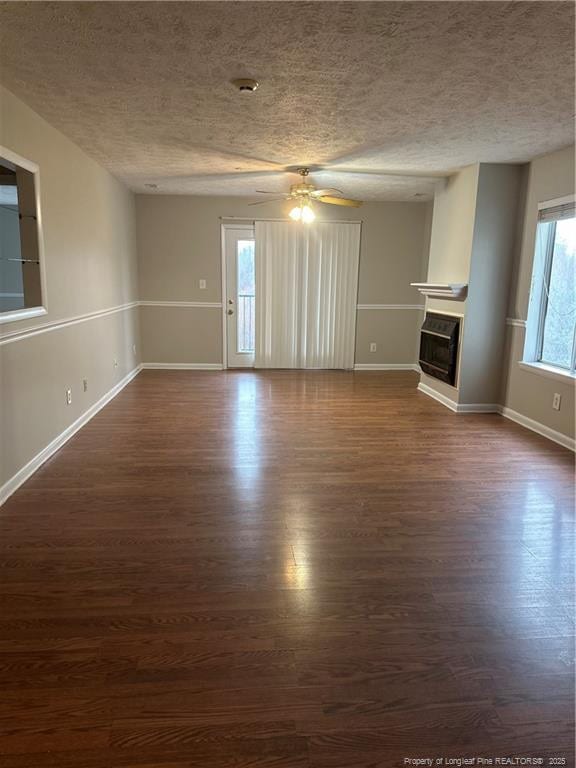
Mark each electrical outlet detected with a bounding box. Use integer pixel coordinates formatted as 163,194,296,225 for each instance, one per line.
369,342,377,353
199,279,207,290
132,344,137,355
66,388,72,405
552,393,561,411
113,359,119,368
83,379,88,393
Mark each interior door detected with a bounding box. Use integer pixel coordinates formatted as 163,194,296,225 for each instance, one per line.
224,226,255,368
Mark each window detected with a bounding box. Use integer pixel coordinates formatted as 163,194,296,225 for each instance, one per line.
525,198,576,375
0,149,45,323
236,239,255,353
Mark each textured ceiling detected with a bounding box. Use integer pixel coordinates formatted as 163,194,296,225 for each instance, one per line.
0,1,574,201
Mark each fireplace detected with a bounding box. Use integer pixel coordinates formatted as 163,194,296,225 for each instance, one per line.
419,312,460,386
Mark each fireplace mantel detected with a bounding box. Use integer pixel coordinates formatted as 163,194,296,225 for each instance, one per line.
410,283,468,301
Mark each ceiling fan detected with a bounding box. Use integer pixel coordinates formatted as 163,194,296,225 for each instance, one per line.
249,167,362,222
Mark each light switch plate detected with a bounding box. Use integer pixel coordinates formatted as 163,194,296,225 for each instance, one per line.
199,279,207,290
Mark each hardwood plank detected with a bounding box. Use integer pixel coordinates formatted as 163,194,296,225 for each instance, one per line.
1,370,573,764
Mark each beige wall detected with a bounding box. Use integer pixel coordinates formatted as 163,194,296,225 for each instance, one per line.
459,164,523,405
421,166,480,404
0,86,140,489
422,163,523,406
421,164,479,399
140,305,221,365
426,165,479,286
421,147,575,442
356,309,422,366
136,195,432,367
501,145,575,439
502,329,575,437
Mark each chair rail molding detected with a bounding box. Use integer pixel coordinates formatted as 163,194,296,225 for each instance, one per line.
0,301,227,346
506,317,527,328
140,301,223,308
356,304,424,310
0,301,139,346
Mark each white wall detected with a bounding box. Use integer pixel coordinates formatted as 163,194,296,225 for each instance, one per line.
0,86,140,491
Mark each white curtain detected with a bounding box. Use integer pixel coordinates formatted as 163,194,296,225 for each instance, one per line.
255,221,361,369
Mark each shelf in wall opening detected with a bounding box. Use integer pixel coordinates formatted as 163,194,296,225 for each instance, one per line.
410,283,468,301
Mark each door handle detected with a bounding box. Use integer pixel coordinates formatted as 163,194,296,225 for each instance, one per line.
227,309,234,315
228,299,234,305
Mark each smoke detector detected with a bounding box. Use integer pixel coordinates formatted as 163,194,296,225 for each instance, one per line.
231,78,259,93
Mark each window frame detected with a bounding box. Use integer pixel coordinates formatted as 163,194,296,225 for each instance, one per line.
0,145,48,325
523,194,576,380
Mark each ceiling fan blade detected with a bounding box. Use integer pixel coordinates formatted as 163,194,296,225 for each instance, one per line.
310,188,343,198
317,195,363,208
316,167,446,179
248,197,288,206
255,190,285,194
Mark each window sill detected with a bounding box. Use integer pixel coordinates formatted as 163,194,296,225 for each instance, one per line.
0,306,47,325
519,361,576,384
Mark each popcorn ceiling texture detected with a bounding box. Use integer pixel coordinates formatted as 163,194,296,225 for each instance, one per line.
0,1,573,201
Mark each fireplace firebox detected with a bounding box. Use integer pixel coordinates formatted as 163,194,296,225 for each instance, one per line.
419,312,460,386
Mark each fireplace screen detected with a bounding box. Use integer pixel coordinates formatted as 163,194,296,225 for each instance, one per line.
419,313,460,386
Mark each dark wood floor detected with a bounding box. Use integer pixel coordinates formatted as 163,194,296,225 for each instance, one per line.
0,370,574,767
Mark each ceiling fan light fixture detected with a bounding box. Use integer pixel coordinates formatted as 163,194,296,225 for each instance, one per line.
257,166,363,216
289,201,315,223
301,204,315,223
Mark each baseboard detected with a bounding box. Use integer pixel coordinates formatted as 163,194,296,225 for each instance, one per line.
500,406,575,451
354,363,420,371
141,363,223,370
417,382,501,413
0,365,142,507
456,403,501,413
146,363,418,372
417,381,459,411
418,382,575,450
